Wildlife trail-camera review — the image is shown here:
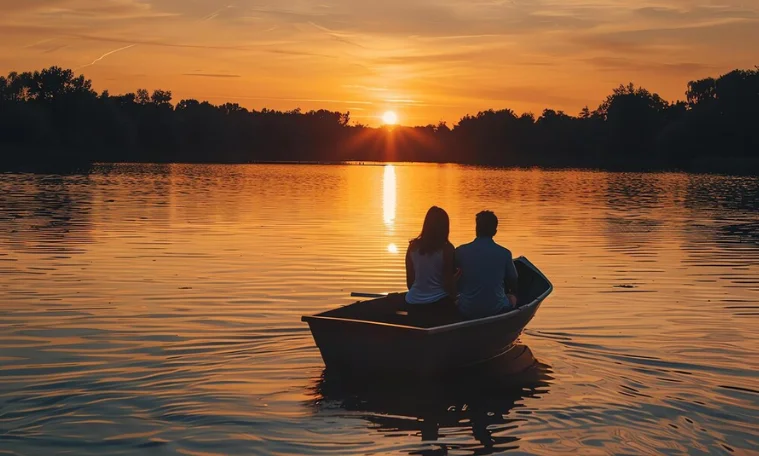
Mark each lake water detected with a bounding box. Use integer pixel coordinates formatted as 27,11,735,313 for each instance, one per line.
1,163,758,455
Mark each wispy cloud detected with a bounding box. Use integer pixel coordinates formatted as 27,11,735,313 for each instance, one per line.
75,43,136,69
308,22,367,49
183,73,241,78
66,32,275,51
267,49,336,59
206,94,375,105
42,43,68,54
202,4,234,22
583,57,716,75
23,37,58,49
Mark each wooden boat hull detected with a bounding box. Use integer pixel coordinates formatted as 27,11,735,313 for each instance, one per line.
302,257,552,376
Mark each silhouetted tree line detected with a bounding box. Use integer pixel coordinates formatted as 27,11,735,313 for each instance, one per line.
1,66,758,172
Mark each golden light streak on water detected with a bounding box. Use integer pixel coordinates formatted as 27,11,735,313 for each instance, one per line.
383,164,396,229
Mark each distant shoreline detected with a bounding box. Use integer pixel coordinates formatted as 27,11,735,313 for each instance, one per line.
5,159,759,177
2,66,758,176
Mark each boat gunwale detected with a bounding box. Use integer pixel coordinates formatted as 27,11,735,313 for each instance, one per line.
300,314,427,332
301,256,553,335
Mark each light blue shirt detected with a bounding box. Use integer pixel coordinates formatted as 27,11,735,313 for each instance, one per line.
406,249,448,305
455,237,518,319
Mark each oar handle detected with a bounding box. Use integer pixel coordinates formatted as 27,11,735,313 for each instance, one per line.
350,292,389,298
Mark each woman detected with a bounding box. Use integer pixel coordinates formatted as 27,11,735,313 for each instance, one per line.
404,206,460,323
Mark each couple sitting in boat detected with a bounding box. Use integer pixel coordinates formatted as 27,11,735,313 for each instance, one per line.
405,206,519,321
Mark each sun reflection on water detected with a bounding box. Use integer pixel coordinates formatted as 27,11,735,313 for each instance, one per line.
383,164,396,228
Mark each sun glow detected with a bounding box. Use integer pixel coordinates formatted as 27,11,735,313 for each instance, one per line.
382,111,398,125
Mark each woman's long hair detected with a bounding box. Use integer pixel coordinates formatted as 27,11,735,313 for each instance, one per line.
410,206,451,255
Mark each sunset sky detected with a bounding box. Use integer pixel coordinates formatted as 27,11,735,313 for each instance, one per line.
1,0,757,125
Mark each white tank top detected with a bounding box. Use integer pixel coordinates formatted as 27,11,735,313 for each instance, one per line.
406,249,449,304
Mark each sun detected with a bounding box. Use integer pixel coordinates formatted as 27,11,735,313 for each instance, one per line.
382,110,398,125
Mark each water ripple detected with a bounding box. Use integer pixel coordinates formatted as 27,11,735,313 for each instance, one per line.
1,165,758,454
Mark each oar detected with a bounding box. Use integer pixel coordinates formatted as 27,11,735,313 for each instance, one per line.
350,292,389,298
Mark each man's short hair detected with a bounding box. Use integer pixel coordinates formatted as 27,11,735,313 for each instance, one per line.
476,211,498,237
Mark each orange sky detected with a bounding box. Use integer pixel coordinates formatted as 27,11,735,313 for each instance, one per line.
1,0,758,125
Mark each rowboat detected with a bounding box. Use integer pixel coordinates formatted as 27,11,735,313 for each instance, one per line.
301,257,553,376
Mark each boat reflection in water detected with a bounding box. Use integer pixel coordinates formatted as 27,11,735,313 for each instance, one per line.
309,344,552,454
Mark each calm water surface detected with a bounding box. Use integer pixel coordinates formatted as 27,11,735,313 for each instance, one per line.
1,164,758,455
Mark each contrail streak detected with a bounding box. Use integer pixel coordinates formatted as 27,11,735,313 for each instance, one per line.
308,22,366,48
202,4,233,21
75,44,136,70
23,38,57,49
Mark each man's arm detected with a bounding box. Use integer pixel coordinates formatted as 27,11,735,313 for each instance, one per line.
505,250,519,296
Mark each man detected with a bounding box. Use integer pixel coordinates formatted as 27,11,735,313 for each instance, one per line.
455,211,519,319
